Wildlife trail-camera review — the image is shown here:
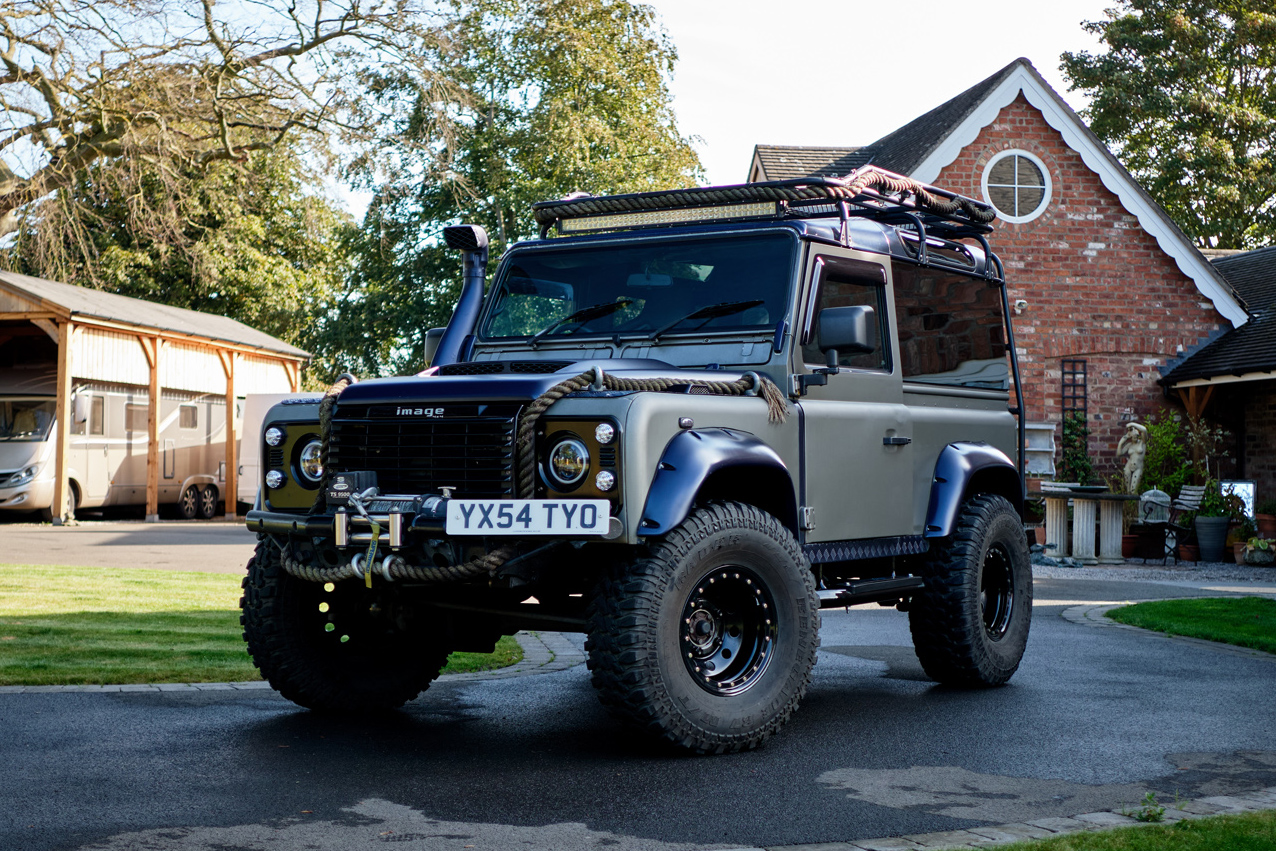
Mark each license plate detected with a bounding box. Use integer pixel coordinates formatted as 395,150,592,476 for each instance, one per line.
445,499,611,536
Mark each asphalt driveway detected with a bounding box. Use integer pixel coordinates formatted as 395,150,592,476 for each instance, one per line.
3,568,1275,851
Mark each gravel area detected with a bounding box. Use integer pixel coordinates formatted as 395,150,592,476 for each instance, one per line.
1032,559,1276,583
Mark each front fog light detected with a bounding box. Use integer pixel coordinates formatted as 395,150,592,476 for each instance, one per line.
265,470,285,489
595,470,616,492
594,422,615,444
299,439,324,483
548,437,589,486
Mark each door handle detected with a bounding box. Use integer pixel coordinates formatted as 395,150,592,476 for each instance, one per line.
883,436,912,446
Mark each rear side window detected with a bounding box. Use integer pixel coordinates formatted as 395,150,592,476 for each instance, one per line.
180,405,198,429
893,263,1009,390
801,256,889,371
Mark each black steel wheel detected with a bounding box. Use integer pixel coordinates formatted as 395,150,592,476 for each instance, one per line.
198,484,219,520
240,540,450,712
908,493,1032,686
586,502,819,754
680,566,776,696
178,486,199,520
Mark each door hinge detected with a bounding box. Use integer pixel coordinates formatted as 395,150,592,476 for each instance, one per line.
800,506,816,531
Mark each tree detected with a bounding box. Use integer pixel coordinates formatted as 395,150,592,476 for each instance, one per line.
325,0,702,376
1062,1,1276,249
3,145,353,366
0,0,455,240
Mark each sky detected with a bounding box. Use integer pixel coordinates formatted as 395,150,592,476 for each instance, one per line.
643,0,1114,186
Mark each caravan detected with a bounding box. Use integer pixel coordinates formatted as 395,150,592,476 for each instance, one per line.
0,366,235,520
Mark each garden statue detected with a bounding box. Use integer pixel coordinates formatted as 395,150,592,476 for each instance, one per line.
1117,422,1148,493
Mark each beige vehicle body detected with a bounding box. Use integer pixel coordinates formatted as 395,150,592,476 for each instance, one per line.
0,372,232,519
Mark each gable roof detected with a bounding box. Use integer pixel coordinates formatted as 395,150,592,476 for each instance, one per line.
1161,246,1276,386
1210,247,1276,311
1160,308,1276,386
749,58,1248,328
0,269,309,358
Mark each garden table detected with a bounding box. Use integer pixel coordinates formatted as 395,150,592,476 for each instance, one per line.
1030,490,1140,565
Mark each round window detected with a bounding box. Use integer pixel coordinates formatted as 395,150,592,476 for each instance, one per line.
981,150,1051,223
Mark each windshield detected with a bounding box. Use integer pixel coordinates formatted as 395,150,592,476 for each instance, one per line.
0,398,55,442
480,233,796,343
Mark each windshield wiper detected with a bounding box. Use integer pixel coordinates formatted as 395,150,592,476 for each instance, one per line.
528,299,634,348
647,299,765,342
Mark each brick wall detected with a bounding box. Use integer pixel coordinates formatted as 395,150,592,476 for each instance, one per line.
931,95,1229,475
1242,385,1276,507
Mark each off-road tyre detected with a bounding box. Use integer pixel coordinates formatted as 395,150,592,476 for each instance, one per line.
240,540,449,712
908,493,1032,686
585,502,819,754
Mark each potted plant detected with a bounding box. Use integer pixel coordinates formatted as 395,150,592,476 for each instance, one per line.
1257,499,1276,539
1229,516,1257,564
1246,537,1275,567
1193,481,1233,563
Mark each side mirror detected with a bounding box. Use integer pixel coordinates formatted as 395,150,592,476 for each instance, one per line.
72,393,90,424
423,327,446,368
816,305,875,368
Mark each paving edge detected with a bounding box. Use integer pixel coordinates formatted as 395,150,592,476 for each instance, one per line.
750,787,1276,850
0,630,587,694
1061,601,1276,664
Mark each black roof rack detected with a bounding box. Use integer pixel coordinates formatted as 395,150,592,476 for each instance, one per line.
532,166,997,240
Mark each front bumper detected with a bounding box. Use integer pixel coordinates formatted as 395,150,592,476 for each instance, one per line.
245,495,449,545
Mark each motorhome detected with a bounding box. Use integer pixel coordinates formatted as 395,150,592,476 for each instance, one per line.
0,366,234,521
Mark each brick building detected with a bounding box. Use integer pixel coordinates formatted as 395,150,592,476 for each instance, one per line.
748,57,1271,497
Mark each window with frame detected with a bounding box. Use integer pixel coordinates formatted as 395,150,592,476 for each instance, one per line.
982,150,1051,223
893,263,1009,390
801,256,890,371
125,403,148,432
179,404,198,429
90,397,104,435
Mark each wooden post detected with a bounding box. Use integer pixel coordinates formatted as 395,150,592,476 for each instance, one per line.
283,360,300,392
218,350,237,520
139,336,162,521
51,320,73,524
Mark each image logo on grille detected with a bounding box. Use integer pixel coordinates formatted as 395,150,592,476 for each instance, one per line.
396,407,445,417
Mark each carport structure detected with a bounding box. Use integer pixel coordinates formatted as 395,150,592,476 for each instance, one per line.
0,269,308,522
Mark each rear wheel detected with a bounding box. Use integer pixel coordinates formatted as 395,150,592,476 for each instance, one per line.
908,494,1032,686
586,502,819,753
240,540,450,711
198,484,219,519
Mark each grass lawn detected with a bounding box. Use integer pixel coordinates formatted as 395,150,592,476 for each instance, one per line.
0,564,521,686
1107,597,1276,655
957,811,1276,851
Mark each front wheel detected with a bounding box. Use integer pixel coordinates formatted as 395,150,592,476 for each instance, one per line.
908,493,1032,686
586,502,819,754
240,540,450,711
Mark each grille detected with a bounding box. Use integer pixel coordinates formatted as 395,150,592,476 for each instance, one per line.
436,360,570,375
328,413,516,498
437,362,504,375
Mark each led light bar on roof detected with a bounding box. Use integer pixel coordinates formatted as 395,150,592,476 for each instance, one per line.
558,201,778,233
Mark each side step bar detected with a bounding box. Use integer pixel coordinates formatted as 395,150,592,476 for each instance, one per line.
817,576,925,608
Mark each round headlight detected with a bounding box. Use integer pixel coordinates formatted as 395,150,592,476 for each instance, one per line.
595,470,616,492
264,426,284,447
298,439,324,483
265,470,285,489
548,438,589,487
593,422,615,445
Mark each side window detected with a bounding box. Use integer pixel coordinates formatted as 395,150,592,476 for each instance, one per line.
801,256,890,371
90,397,104,435
125,403,148,432
179,404,198,429
893,263,1009,389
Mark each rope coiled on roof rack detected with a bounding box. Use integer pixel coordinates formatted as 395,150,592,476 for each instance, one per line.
532,166,996,227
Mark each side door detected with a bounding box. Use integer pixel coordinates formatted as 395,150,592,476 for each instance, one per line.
795,250,914,541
